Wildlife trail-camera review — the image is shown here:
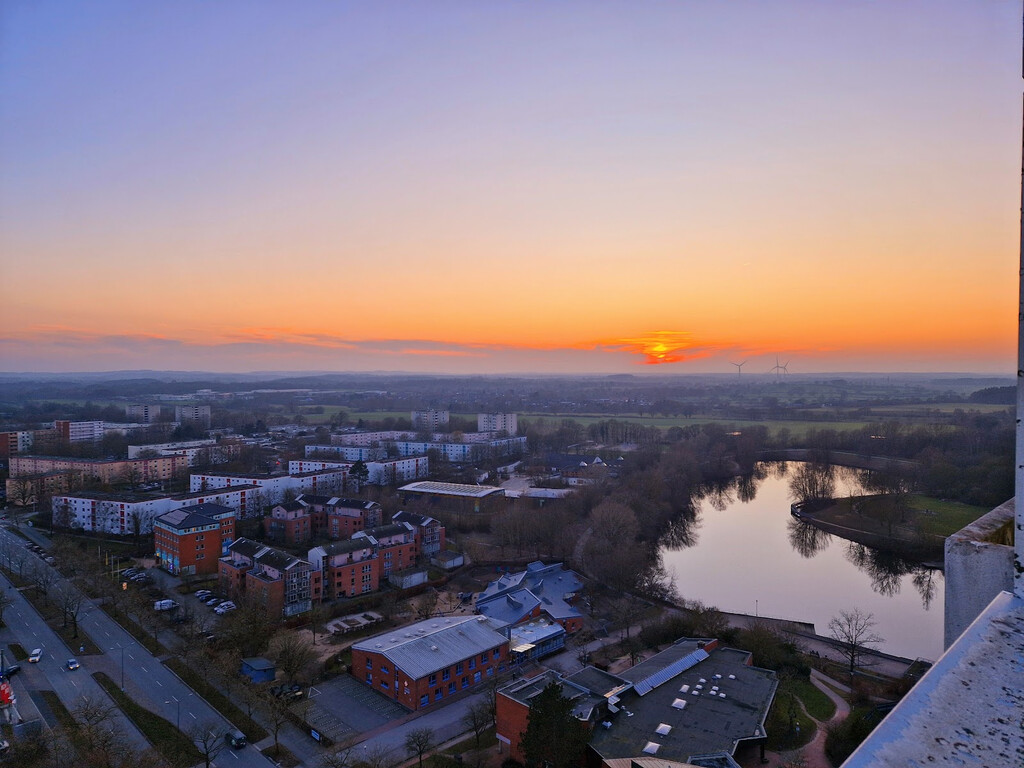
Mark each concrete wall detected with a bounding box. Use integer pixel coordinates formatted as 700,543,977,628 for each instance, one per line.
943,498,1014,649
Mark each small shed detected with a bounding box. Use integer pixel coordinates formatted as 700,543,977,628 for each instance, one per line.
388,567,429,590
240,657,276,684
432,550,465,570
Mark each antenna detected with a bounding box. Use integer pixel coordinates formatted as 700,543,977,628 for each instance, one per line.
731,360,747,379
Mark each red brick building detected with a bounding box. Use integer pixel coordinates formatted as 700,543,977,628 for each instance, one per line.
353,522,419,578
154,503,236,576
351,616,510,710
264,499,312,544
220,537,320,618
308,539,378,599
391,511,446,558
262,495,384,544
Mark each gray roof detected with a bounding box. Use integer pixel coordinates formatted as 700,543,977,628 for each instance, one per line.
477,561,584,624
255,547,305,571
399,481,504,498
392,510,438,527
319,540,374,556
588,642,778,764
353,616,507,680
155,504,227,531
498,669,606,721
476,588,541,626
227,537,264,559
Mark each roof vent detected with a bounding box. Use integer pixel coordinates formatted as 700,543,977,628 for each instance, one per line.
671,699,687,710
431,645,439,651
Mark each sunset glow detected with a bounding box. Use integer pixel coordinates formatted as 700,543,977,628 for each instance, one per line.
0,2,1019,374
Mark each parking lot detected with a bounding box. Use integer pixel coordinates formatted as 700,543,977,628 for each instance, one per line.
302,674,406,743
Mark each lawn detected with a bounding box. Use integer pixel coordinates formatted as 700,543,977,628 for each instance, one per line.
907,495,991,537
788,676,836,721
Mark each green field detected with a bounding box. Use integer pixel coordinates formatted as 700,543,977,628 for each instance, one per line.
907,495,991,537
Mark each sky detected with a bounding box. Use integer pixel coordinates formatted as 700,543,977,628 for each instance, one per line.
0,1,1020,375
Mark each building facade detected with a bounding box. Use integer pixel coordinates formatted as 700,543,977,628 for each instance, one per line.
219,537,320,618
351,616,510,710
154,503,236,576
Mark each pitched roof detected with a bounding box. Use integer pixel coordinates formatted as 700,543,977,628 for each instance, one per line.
392,510,438,527
155,505,224,531
353,616,507,680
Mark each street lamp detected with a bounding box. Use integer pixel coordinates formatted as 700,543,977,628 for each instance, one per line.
165,696,181,730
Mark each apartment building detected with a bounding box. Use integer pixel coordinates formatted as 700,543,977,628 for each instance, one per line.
477,413,518,434
174,405,211,428
391,511,445,558
220,537,320,618
289,456,428,485
411,409,449,431
53,420,105,443
307,539,378,599
128,438,242,466
154,503,236,576
9,454,188,490
352,523,419,577
125,404,162,423
190,467,346,505
351,615,510,710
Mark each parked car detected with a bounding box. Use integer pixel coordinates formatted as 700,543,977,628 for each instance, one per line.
206,598,223,608
66,659,80,671
2,663,21,678
224,730,247,749
194,590,212,599
154,599,178,612
214,602,236,615
28,648,42,663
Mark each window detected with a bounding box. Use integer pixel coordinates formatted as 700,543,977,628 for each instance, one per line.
428,674,437,686
480,653,488,664
442,669,450,681
462,677,469,689
469,658,475,670
420,694,429,707
474,671,481,684
493,649,500,659
456,663,463,674
487,667,494,677
381,680,389,689
366,673,372,684
366,659,372,669
448,681,456,693
380,665,389,675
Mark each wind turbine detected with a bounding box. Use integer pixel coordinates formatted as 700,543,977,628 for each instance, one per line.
770,355,789,381
731,360,747,379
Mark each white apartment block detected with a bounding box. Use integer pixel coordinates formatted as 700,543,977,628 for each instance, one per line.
51,483,261,534
290,455,429,484
54,420,105,443
332,429,510,447
477,413,518,434
175,405,211,426
411,409,449,431
190,468,347,505
308,444,380,461
127,439,242,466
315,436,526,462
125,404,162,423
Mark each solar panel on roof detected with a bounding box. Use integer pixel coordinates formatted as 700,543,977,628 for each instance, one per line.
633,649,710,696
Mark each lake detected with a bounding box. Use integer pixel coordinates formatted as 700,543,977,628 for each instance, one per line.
659,462,945,661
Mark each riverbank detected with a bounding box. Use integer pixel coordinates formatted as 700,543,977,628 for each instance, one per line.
792,493,986,563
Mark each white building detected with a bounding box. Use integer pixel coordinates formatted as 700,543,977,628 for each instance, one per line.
290,456,429,484
125,404,162,423
478,413,518,434
411,409,449,431
190,468,347,505
175,405,211,427
128,439,242,466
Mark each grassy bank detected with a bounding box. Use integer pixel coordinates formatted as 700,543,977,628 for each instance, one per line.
93,671,203,766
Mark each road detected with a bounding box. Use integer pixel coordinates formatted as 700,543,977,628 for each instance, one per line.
0,525,276,768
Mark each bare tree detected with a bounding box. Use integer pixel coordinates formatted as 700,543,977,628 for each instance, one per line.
55,582,86,638
319,746,354,768
404,727,435,768
269,631,317,683
828,608,884,680
72,693,129,764
352,744,395,768
258,692,292,757
462,700,492,750
187,721,226,768
28,560,58,604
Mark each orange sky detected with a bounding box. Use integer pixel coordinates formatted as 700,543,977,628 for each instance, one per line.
0,3,1019,374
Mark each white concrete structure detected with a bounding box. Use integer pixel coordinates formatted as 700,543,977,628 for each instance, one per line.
125,404,162,423
128,439,242,466
175,405,211,426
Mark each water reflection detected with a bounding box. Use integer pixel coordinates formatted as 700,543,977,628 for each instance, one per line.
787,517,832,558
658,462,946,659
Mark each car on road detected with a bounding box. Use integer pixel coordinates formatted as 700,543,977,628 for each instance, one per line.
66,659,80,671
28,648,42,663
224,730,247,749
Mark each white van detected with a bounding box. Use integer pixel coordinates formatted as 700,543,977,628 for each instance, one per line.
153,599,178,611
